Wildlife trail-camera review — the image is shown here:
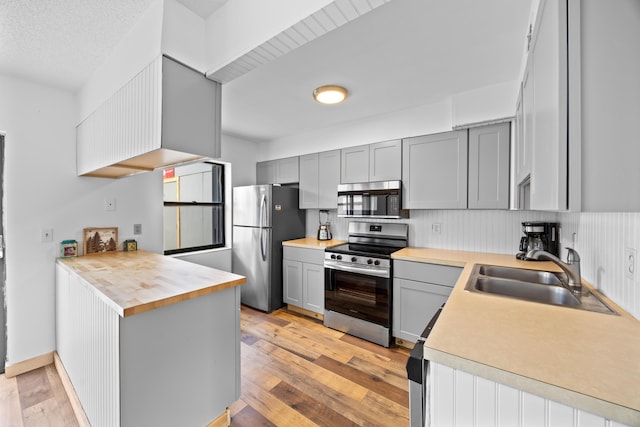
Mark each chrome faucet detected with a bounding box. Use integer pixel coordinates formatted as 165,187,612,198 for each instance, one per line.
525,248,583,295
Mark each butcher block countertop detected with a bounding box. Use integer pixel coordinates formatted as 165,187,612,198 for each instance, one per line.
282,237,346,249
57,250,246,318
392,247,640,426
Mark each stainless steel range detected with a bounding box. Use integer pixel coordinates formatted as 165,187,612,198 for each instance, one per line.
324,222,408,347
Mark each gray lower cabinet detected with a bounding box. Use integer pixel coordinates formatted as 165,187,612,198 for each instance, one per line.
393,260,462,342
468,122,511,209
283,246,325,314
402,130,468,209
299,150,341,209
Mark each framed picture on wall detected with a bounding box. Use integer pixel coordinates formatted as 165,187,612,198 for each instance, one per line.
83,227,118,255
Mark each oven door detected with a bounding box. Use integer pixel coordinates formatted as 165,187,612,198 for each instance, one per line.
324,264,391,327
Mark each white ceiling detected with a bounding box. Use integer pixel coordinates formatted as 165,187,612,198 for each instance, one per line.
0,0,532,144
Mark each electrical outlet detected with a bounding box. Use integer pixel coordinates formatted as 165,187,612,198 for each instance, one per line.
432,223,442,234
134,224,142,235
41,228,53,242
104,198,116,211
625,247,637,280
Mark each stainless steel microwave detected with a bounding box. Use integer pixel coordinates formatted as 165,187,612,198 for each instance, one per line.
337,180,409,218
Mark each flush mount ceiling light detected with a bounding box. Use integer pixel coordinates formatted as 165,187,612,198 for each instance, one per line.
313,85,348,104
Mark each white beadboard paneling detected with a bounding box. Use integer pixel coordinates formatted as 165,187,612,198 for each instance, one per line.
77,56,161,175
559,212,640,320
56,265,120,427
207,0,391,83
428,362,631,427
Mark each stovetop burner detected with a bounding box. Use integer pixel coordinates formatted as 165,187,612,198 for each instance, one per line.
327,243,399,258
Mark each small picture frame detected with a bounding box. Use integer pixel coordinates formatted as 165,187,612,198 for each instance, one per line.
84,227,118,255
60,240,78,258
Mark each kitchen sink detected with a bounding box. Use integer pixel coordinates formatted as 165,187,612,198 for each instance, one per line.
466,264,618,315
477,265,564,286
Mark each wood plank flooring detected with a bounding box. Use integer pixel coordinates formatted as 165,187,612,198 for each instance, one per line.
231,306,411,427
0,306,411,426
0,364,79,427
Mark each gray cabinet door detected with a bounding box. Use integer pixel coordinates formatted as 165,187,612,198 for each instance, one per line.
468,123,510,209
402,130,468,209
299,153,319,209
393,278,452,342
302,262,324,314
256,160,276,184
277,156,300,184
318,149,341,209
341,144,369,183
370,139,401,182
283,259,303,306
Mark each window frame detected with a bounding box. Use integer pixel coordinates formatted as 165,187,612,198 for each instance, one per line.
163,162,225,255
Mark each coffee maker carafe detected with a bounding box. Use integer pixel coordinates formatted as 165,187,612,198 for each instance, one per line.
516,222,559,260
317,210,332,241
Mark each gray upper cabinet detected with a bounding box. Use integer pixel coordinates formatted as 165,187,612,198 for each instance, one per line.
256,160,277,185
468,123,510,209
402,130,468,209
277,156,300,184
341,145,369,183
369,140,402,182
341,140,401,183
298,153,319,208
299,150,341,209
318,150,341,209
256,156,299,184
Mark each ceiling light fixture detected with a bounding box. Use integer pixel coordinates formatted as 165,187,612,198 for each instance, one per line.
313,85,348,105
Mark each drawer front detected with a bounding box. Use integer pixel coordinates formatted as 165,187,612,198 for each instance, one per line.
393,260,462,287
283,246,325,265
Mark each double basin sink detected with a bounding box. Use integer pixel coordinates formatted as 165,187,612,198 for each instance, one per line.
465,264,617,315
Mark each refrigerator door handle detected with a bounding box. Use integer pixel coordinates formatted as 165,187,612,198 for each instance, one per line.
259,194,267,261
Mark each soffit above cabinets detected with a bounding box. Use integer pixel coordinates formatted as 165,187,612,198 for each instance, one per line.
77,56,221,179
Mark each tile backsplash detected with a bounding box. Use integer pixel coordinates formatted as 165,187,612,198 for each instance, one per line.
305,209,640,319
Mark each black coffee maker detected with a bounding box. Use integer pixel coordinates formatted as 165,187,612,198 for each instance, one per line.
516,221,559,260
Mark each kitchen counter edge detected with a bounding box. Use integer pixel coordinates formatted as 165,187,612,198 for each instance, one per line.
282,238,346,249
57,250,246,318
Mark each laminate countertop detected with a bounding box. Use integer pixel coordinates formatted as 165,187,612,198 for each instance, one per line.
392,247,640,426
57,250,245,318
282,238,346,249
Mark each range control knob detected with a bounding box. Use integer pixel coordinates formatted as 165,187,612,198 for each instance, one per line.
367,259,373,265
330,254,336,260
374,260,381,266
351,256,357,262
336,255,342,260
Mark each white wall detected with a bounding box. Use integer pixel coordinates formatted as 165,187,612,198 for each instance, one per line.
220,133,260,187
0,73,163,366
263,98,453,160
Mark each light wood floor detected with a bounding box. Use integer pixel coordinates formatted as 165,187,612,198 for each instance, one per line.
0,306,411,426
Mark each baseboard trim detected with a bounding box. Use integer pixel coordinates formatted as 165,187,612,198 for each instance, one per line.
53,352,91,427
394,337,416,350
286,304,324,321
4,351,53,378
207,408,231,427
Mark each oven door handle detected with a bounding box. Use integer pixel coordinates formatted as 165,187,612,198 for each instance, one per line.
324,262,390,278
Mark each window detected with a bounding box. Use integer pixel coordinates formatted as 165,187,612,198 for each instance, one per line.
163,162,225,255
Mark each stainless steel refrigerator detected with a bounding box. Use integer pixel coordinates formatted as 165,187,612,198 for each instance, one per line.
232,185,305,312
